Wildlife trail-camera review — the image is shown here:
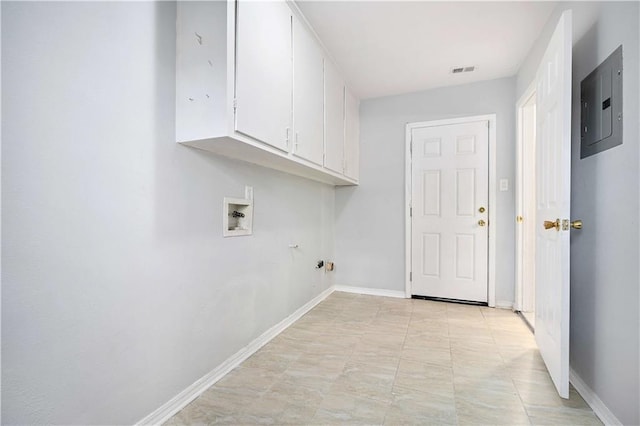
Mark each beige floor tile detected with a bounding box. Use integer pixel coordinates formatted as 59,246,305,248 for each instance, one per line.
401,346,452,367
349,350,401,370
404,332,450,351
526,405,603,425
453,374,518,395
214,366,281,393
242,350,296,373
285,353,349,380
311,389,390,425
385,386,457,425
516,381,592,409
457,404,532,426
331,362,396,403
166,293,601,426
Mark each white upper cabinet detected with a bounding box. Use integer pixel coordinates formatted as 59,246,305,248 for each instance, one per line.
235,1,292,152
292,15,324,165
324,59,345,174
175,0,358,186
344,88,360,180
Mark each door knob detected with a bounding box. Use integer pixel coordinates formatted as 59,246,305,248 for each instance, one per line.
478,219,486,227
571,220,583,229
543,219,560,231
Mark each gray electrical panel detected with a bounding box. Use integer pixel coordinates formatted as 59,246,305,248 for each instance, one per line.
581,45,623,158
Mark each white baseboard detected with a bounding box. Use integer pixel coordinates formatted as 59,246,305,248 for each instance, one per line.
334,285,407,299
570,368,622,426
495,300,514,310
136,286,335,425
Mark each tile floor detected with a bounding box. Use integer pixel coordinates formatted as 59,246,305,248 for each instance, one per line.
166,292,602,425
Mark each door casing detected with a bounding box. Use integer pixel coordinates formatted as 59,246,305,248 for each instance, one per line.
515,82,537,314
405,115,497,307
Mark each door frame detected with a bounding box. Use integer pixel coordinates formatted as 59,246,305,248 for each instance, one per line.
405,114,497,306
515,82,537,313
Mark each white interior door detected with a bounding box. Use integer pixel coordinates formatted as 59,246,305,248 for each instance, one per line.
534,10,572,399
411,120,489,303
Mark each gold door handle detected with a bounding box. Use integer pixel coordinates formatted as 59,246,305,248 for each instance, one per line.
571,220,583,229
478,219,486,227
543,219,560,231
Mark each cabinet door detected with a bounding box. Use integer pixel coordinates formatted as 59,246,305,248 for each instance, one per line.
344,88,360,180
292,16,324,165
235,0,292,152
324,59,345,174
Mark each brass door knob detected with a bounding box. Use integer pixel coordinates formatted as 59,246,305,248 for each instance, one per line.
544,219,560,231
571,220,583,229
478,219,486,227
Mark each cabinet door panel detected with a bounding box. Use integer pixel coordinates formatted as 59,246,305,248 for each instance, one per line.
344,88,360,180
293,16,324,165
235,0,291,151
324,60,345,174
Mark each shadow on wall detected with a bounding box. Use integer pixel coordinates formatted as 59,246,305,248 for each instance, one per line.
569,19,599,383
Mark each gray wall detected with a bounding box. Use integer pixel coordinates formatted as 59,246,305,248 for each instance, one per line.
1,2,334,424
335,77,516,304
516,2,639,424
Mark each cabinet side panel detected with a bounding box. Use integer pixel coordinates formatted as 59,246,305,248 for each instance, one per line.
176,1,229,142
344,89,360,180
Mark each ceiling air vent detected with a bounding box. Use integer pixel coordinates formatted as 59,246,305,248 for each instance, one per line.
451,66,476,74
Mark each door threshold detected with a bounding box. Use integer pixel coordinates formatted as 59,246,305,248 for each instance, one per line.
411,295,488,307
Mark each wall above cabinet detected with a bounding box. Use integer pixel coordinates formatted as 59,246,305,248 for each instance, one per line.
176,0,359,186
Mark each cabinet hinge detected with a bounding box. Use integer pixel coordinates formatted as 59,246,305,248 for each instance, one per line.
233,98,237,110
409,272,412,281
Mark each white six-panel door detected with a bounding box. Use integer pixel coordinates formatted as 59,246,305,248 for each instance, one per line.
411,121,489,302
534,10,572,399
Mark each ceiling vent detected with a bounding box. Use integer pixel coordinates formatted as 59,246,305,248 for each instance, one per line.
451,66,476,74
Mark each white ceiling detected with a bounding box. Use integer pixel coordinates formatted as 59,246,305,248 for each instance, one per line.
296,1,557,99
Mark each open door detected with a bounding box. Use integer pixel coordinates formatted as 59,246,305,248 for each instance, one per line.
534,10,572,398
